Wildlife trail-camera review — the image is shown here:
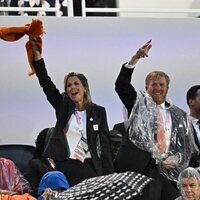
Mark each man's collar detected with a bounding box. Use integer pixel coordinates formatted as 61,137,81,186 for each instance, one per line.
189,115,199,123
159,101,171,109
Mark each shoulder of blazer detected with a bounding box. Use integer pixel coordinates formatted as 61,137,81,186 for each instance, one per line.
93,103,105,110
86,104,106,122
88,103,105,113
169,104,187,119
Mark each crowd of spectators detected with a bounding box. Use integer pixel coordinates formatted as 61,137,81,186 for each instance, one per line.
0,35,200,200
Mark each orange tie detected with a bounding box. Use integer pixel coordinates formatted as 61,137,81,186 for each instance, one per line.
156,105,166,153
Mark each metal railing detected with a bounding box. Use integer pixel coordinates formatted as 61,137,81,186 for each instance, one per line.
80,0,200,17
0,6,60,16
0,0,200,17
81,4,200,17
0,0,73,16
81,8,200,17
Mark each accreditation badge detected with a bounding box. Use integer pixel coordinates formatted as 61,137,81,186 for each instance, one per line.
74,137,88,163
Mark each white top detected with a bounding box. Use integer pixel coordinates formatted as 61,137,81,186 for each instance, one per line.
65,110,88,159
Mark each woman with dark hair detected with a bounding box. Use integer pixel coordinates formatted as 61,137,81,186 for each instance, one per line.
26,128,55,197
28,37,114,187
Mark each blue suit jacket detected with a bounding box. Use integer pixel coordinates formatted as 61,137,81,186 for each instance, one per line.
114,64,192,176
32,59,114,176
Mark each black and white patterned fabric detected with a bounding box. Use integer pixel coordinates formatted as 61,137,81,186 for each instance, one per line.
53,171,152,200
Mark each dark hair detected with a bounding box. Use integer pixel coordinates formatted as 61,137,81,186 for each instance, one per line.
145,71,170,87
186,85,200,107
34,128,52,158
64,72,92,109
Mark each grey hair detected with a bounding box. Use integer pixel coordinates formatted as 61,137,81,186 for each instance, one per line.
177,167,200,189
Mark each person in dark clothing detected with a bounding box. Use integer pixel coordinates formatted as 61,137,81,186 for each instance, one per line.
27,36,114,187
26,128,55,197
109,122,124,162
186,85,200,168
113,122,126,136
114,40,197,200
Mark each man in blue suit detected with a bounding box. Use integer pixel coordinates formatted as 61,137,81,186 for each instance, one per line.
114,40,197,200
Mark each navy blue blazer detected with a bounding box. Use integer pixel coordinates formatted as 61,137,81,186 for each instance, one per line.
32,59,114,176
114,64,191,175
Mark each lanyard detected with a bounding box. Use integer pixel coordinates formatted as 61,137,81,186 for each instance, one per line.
74,110,81,124
74,110,84,137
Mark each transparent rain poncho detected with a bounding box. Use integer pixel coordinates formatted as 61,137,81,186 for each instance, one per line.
0,157,31,194
176,167,200,200
177,167,200,189
125,90,198,181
